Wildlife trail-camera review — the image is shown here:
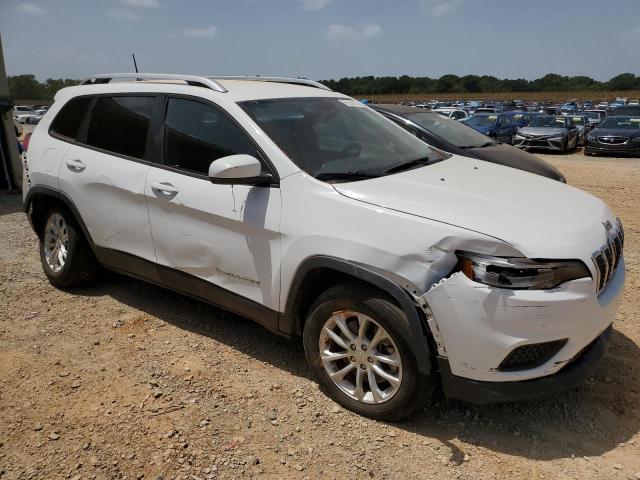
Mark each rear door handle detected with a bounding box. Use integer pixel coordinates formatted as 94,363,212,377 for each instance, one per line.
65,158,85,171
150,181,179,196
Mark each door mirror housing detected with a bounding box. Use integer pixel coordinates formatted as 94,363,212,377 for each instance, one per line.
208,154,273,185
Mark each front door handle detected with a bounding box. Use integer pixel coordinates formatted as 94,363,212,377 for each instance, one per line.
150,181,179,196
65,158,85,171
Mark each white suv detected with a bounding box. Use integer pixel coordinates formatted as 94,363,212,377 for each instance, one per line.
23,73,625,420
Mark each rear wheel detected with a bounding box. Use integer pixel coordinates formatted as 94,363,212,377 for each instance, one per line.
303,284,436,421
39,207,98,288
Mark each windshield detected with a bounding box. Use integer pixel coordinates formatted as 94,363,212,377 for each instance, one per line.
598,117,640,129
405,112,494,148
465,115,497,127
586,112,601,119
239,97,444,179
528,116,566,128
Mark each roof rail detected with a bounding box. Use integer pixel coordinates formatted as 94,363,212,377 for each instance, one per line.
209,76,332,91
80,73,228,93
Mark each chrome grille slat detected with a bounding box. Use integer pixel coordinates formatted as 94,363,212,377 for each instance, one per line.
592,219,624,294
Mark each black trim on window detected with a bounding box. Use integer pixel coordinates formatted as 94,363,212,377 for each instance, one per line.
158,93,280,186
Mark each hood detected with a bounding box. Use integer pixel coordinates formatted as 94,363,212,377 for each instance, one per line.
332,156,615,260
590,127,640,138
519,126,567,136
466,143,566,182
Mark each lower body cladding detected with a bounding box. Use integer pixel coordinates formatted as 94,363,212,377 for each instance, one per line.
514,137,568,152
420,260,625,404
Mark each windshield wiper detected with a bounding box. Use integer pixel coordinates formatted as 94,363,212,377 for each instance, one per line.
382,157,432,175
314,171,379,181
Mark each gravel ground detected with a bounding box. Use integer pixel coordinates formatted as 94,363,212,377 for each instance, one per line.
0,151,639,480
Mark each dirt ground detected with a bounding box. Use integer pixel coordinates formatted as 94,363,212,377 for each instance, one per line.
1,150,639,480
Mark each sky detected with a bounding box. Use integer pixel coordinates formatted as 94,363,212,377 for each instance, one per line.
1,0,639,82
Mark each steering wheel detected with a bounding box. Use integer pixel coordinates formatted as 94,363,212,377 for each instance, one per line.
341,142,361,158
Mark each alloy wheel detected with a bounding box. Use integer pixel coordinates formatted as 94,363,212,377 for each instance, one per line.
319,310,403,404
44,213,69,273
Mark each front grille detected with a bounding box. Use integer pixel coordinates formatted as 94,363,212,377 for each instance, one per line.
592,219,624,293
597,136,628,145
498,339,568,371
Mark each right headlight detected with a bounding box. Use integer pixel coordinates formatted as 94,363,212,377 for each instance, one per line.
456,251,590,290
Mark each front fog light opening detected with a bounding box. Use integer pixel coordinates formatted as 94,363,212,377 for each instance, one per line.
456,251,591,290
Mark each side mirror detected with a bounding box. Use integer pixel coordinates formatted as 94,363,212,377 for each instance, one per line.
208,154,273,186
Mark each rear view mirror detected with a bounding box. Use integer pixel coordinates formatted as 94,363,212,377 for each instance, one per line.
208,154,273,185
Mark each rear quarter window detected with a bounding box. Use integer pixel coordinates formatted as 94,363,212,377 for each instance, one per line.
50,96,93,140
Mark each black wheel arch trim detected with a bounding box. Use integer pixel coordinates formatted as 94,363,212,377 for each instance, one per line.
279,255,433,377
23,185,97,249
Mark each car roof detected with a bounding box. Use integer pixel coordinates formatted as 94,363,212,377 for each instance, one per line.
55,77,341,103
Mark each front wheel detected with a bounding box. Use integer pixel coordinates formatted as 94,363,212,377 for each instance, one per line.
303,284,436,421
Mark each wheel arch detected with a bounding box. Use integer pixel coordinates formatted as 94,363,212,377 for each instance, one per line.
279,255,433,376
24,186,95,248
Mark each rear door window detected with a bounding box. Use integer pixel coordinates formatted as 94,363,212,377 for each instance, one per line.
86,96,155,160
50,96,93,141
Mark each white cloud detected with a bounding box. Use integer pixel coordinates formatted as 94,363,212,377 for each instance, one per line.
326,22,382,41
419,0,462,16
109,8,140,20
17,2,45,15
182,26,218,39
119,0,160,8
298,0,331,10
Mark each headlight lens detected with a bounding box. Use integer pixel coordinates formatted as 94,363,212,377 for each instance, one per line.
456,251,590,289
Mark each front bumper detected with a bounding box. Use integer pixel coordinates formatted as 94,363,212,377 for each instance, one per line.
514,135,567,151
438,325,611,404
423,258,624,383
585,140,640,156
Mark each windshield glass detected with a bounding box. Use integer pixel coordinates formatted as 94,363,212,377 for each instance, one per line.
464,115,497,127
586,112,601,119
405,112,494,148
239,97,444,178
599,117,640,129
528,116,566,128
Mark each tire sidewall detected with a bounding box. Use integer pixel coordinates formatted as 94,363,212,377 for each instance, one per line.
303,287,432,420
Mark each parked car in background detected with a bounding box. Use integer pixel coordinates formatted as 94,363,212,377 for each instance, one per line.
598,101,609,109
585,116,640,157
585,109,607,127
514,115,579,153
433,107,468,121
474,106,503,113
13,105,35,124
510,111,542,129
610,105,640,117
629,99,639,106
462,112,518,144
26,109,47,125
569,115,591,145
371,104,565,182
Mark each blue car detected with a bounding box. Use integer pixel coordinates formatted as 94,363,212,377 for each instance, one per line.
462,112,518,144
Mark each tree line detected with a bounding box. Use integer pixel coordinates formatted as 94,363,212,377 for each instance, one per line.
319,73,640,96
7,72,640,101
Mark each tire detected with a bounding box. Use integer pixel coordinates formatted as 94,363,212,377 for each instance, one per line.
303,283,436,421
39,207,98,288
